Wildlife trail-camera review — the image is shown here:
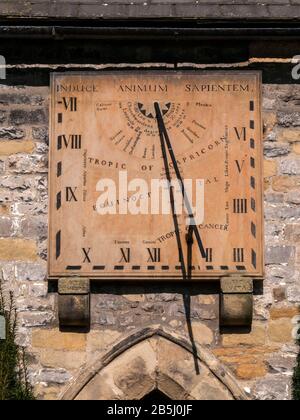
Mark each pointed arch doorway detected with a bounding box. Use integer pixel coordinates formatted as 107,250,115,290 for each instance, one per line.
60,327,249,401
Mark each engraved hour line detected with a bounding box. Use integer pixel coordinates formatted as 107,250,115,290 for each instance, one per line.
56,230,61,259
57,162,62,177
251,222,257,238
56,192,62,210
93,266,105,270
252,249,257,269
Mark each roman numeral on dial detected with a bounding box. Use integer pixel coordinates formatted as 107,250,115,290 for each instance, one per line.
234,127,247,141
119,248,130,263
82,247,92,263
147,248,161,263
233,198,248,214
205,248,213,263
59,97,78,112
235,159,245,174
233,248,245,263
66,187,78,202
58,134,82,150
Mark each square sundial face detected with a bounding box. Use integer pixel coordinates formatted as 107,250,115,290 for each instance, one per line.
49,71,264,280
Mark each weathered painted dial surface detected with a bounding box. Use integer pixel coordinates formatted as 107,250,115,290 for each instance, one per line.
49,72,264,280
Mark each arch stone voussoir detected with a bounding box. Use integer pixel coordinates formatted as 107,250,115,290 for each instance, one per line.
60,326,249,401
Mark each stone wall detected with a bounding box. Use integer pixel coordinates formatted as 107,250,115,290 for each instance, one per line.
0,80,300,400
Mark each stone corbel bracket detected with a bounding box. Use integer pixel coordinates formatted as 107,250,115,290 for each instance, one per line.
58,278,90,329
220,276,253,328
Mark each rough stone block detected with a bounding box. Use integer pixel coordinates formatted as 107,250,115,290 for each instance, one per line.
9,109,47,126
0,217,13,237
32,126,49,143
254,375,291,400
265,246,295,265
0,127,25,139
34,368,72,385
279,157,300,175
278,111,300,128
15,262,47,281
264,142,290,158
20,217,48,240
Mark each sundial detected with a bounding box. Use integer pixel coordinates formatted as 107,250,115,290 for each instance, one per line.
49,71,263,281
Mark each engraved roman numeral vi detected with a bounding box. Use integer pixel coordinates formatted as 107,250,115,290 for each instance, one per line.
234,127,247,141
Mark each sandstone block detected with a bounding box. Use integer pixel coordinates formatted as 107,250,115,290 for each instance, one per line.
272,176,300,192
222,323,266,346
293,143,300,154
277,128,300,143
270,307,300,320
0,238,37,261
32,329,87,351
268,319,293,344
236,363,267,379
0,141,35,156
264,160,277,177
191,322,214,345
40,350,86,370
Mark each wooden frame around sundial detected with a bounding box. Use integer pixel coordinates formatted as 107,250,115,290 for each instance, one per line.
48,71,264,281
